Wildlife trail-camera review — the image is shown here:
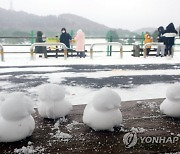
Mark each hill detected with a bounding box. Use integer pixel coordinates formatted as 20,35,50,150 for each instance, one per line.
133,27,157,35
0,8,134,37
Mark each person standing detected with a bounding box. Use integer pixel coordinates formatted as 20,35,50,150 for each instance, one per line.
59,28,72,48
156,26,165,57
144,33,153,56
163,23,177,57
74,29,85,58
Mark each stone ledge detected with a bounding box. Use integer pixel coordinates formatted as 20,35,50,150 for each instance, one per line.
1,98,180,154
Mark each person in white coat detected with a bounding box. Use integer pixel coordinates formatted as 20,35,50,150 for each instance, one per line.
74,29,85,58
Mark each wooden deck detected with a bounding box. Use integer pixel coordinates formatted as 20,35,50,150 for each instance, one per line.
1,98,180,154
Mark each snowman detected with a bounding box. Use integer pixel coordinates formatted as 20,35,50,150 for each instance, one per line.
83,87,123,131
37,83,72,119
0,92,35,142
160,84,180,117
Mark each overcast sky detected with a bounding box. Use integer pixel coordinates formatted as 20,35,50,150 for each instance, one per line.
0,0,180,31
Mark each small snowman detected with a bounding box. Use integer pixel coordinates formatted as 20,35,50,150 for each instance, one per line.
37,83,72,119
160,84,180,117
0,92,35,142
83,87,123,131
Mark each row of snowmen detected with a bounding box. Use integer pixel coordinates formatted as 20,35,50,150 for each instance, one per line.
0,83,180,142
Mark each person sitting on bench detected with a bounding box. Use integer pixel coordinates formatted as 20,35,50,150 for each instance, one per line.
144,33,153,56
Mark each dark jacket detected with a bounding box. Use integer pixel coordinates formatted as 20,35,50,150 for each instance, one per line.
157,26,165,43
60,33,72,48
35,31,45,53
163,23,178,45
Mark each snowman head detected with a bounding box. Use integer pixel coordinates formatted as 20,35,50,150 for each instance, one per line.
91,87,121,111
166,84,180,102
38,83,66,103
0,92,35,121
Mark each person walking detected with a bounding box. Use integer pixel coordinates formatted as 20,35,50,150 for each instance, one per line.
163,23,177,57
156,26,165,57
74,29,85,58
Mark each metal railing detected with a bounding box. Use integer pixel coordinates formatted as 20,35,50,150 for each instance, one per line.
90,42,123,59
143,42,175,58
30,42,67,59
0,44,4,61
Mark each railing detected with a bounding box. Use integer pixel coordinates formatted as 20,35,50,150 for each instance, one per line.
30,42,68,59
0,44,4,62
90,42,123,59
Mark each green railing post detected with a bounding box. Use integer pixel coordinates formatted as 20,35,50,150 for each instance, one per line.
70,30,74,49
141,32,144,48
106,31,112,56
109,35,112,56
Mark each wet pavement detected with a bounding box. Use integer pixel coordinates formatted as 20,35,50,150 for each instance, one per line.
0,64,180,92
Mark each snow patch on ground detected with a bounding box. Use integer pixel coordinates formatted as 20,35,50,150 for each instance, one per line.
14,141,45,154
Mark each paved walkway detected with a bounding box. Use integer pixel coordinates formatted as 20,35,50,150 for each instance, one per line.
0,64,180,92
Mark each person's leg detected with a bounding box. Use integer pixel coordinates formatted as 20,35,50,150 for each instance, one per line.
77,51,79,57
164,45,168,56
80,52,83,58
167,45,171,56
169,45,173,55
160,44,165,56
156,45,161,56
146,48,150,55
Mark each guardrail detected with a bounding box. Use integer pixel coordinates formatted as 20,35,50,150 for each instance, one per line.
30,42,67,59
143,42,175,58
90,42,123,59
0,44,4,62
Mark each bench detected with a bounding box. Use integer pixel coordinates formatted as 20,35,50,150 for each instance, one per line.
46,48,78,58
41,37,78,58
131,44,157,57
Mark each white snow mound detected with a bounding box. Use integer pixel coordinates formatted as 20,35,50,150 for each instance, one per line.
83,87,122,131
37,83,72,119
0,92,35,142
160,84,180,117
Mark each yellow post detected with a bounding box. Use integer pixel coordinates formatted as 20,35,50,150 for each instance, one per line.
143,48,147,58
90,48,93,59
0,47,4,62
172,47,174,58
120,47,123,59
64,49,67,59
30,47,34,60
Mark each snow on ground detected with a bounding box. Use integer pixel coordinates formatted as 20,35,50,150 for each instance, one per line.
0,49,180,105
1,51,180,66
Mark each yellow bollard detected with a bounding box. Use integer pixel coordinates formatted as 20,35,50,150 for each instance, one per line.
120,47,123,59
90,48,93,59
0,47,4,62
30,48,34,60
143,49,147,58
64,49,67,59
